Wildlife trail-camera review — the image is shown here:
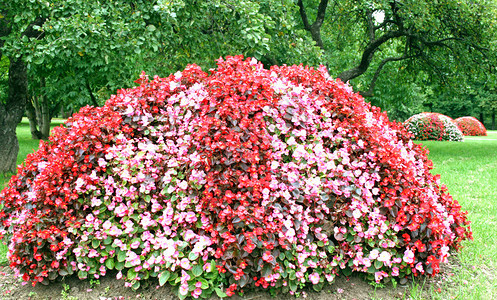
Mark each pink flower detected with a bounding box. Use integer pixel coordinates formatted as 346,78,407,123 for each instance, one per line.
369,249,379,260
192,288,202,298
262,251,274,263
185,212,197,223
375,271,388,282
180,258,191,270
179,284,189,296
403,249,415,264
180,270,190,284
325,273,335,282
130,240,140,249
377,251,391,263
102,220,112,230
392,266,399,276
415,262,424,273
309,272,320,284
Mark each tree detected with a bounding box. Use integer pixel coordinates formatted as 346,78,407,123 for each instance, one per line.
0,0,322,173
297,0,496,96
0,4,45,172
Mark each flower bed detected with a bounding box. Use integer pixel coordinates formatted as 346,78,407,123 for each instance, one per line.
455,116,487,136
404,112,464,141
0,56,472,299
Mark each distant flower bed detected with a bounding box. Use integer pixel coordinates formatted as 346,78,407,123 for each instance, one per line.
405,112,464,141
455,116,487,136
0,57,472,299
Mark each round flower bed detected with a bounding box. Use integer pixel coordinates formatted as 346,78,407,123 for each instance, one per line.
455,116,487,136
404,112,464,141
0,56,472,298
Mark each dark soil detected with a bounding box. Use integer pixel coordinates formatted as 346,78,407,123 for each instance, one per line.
0,260,461,300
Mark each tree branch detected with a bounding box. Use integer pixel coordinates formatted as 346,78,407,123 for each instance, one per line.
337,30,404,82
297,0,311,31
360,54,417,97
314,0,329,29
297,0,328,49
85,79,99,107
366,8,375,42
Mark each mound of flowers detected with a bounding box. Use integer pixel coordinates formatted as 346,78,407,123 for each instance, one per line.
455,116,487,136
404,112,464,141
0,56,472,298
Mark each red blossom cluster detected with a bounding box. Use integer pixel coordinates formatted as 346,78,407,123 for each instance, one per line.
405,112,464,141
0,56,472,298
455,116,487,136
0,106,125,284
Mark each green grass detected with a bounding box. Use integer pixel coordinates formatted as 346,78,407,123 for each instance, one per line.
0,122,496,298
418,131,497,299
0,118,66,188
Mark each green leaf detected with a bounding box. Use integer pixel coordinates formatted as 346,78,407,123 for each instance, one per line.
289,280,297,292
342,267,352,276
117,250,126,262
215,288,227,298
169,271,179,282
188,252,199,260
58,269,69,276
289,270,296,280
103,236,112,245
77,270,88,279
92,239,100,248
115,261,125,270
192,264,203,277
262,264,272,277
374,259,383,269
198,278,209,289
105,258,115,270
312,282,324,292
158,270,170,286
127,268,137,280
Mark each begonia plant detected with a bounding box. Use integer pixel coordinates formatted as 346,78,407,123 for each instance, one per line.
0,56,472,299
404,112,464,141
455,116,487,136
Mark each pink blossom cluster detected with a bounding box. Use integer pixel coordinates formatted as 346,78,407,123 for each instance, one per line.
0,56,471,298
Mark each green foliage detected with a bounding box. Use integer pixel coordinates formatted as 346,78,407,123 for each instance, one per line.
1,0,323,113
0,56,8,104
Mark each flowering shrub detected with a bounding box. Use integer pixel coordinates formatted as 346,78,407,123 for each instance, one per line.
455,116,487,136
0,56,472,298
404,112,464,141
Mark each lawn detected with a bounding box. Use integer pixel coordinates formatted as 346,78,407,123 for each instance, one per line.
419,132,497,299
0,121,495,299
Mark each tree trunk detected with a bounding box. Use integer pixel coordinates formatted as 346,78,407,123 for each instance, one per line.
0,57,28,173
85,79,99,107
30,77,51,139
40,98,51,139
479,112,484,127
26,97,43,139
38,77,50,139
0,16,45,173
492,110,495,130
297,0,328,50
